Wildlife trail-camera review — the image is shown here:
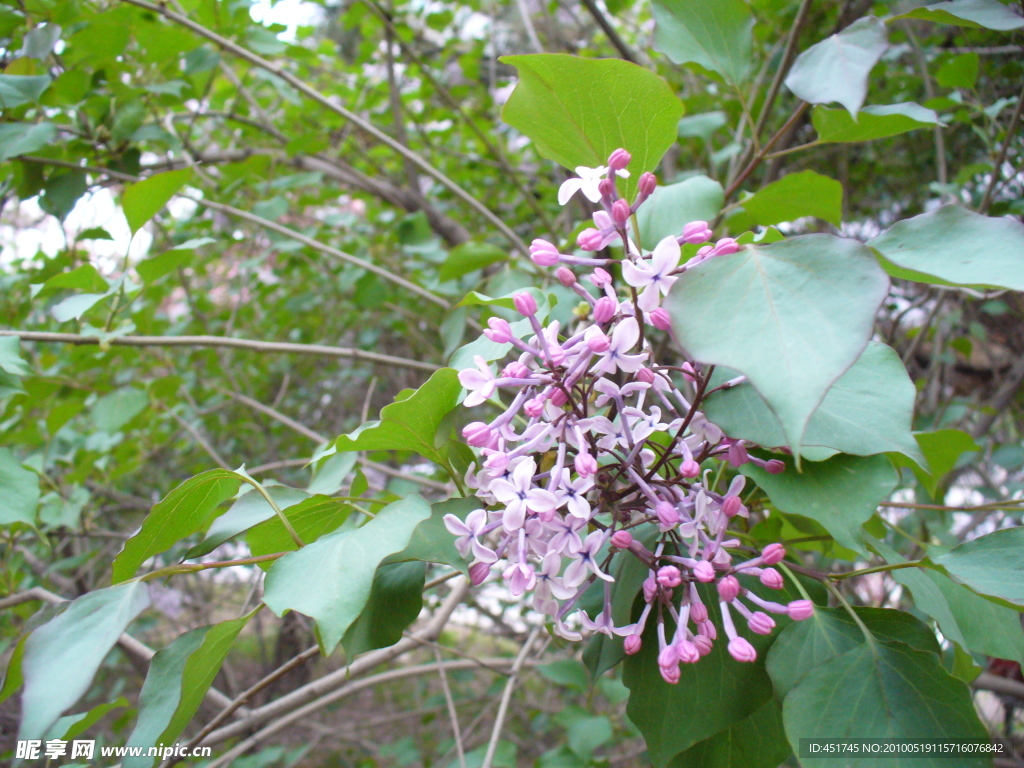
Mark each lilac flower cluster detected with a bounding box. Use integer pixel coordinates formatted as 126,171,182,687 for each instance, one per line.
444,149,812,682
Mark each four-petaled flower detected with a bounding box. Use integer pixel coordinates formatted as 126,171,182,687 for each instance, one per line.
591,317,647,375
622,236,682,311
564,531,615,587
557,164,628,206
443,508,498,563
489,458,559,531
458,355,496,407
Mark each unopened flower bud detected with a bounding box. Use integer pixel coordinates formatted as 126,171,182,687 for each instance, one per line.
636,367,655,384
549,388,568,407
660,663,681,684
693,560,716,583
655,500,679,527
575,452,598,477
597,178,616,199
721,495,744,518
649,307,671,331
761,543,786,565
788,600,815,621
696,245,714,260
680,459,701,478
643,577,658,603
693,634,714,656
748,611,776,635
590,267,612,287
593,295,617,324
484,317,514,344
765,459,786,474
484,451,510,471
718,575,740,602
681,220,712,244
697,620,717,639
502,361,529,379
760,567,784,590
658,644,679,669
586,327,611,353
728,637,757,663
556,266,576,286
524,397,545,418
469,561,491,585
462,422,492,447
713,237,740,256
611,198,631,226
513,291,537,317
577,228,604,251
638,171,657,197
624,633,642,655
681,362,697,382
608,147,632,170
529,238,560,266
611,530,633,549
676,639,700,664
657,565,682,588
689,601,708,623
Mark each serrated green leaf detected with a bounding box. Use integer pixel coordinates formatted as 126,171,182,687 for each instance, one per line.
112,469,242,582
666,234,889,454
20,581,150,740
122,169,192,235
869,205,1024,291
784,17,888,117
651,0,754,86
499,54,683,201
738,170,843,226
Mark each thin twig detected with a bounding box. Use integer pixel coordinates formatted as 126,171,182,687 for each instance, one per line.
434,647,467,768
979,80,1024,214
480,627,541,768
578,0,638,63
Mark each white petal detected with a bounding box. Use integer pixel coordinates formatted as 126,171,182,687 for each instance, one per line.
581,177,604,203
651,236,681,273
621,259,652,288
612,316,640,351
558,178,583,206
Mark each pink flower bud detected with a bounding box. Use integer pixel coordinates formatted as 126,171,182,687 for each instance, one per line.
593,296,617,324
676,639,700,664
680,459,701,478
718,575,740,602
695,245,714,260
577,228,604,251
721,495,744,518
611,198,631,226
748,611,776,635
556,267,576,286
549,387,568,407
597,178,615,199
484,317,514,344
693,560,716,583
658,644,679,669
513,291,537,317
681,220,712,244
469,561,491,585
655,500,679,527
590,267,612,287
462,422,492,447
761,543,786,565
759,567,784,590
586,328,611,353
484,451,509,471
575,452,598,477
648,308,670,330
529,238,560,267
765,459,786,474
638,171,657,197
728,637,757,663
624,633,642,655
681,362,697,382
636,367,655,384
608,147,632,170
693,634,714,656
713,237,740,256
689,600,708,623
611,530,633,549
502,361,529,379
643,577,658,603
657,565,682,588
660,663,681,685
788,600,814,621
697,620,717,640
524,397,545,418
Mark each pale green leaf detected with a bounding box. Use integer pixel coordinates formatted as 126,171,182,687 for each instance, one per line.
0,447,39,527
738,169,843,226
651,0,754,85
893,0,1024,30
813,103,940,143
637,175,724,246
0,74,52,109
934,527,1024,607
0,122,56,162
122,169,192,235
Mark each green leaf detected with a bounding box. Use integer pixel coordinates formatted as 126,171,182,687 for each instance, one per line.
737,170,843,227
893,0,1024,30
668,700,791,768
0,336,30,376
439,241,509,281
637,175,724,246
566,715,612,759
46,697,128,742
32,263,109,298
122,169,192,235
869,205,1024,291
781,641,988,767
650,0,754,86
262,494,432,653
112,469,242,583
890,429,978,497
934,527,1024,607
499,54,683,201
187,485,310,559
124,612,254,767
91,387,148,432
22,24,62,59
341,561,426,656
743,454,898,554
767,606,940,697
382,496,479,574
40,170,87,221
677,111,728,140
0,74,52,109
666,234,889,454
0,122,56,162
813,103,940,143
784,17,888,117
136,238,216,283
539,659,590,691
247,494,353,565
935,52,979,89
334,368,461,466
20,581,151,740
926,570,1024,663
51,292,109,322
0,447,39,527
704,342,923,463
